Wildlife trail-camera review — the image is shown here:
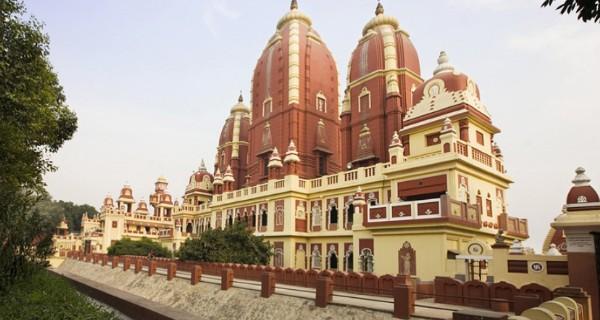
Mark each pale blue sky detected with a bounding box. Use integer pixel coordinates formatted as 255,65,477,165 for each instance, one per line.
27,0,600,250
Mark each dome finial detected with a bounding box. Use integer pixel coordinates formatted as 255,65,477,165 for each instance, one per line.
572,167,591,186
238,90,243,103
433,50,455,75
290,0,298,10
199,159,206,171
375,1,384,15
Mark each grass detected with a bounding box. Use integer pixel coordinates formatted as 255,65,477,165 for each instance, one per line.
0,269,119,320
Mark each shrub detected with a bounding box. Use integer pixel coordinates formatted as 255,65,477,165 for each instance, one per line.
178,222,272,265
106,237,170,257
0,269,118,319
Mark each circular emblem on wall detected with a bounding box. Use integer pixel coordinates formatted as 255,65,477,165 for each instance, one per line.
467,243,484,256
530,262,544,273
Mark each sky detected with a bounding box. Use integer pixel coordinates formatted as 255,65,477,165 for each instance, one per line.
25,0,600,251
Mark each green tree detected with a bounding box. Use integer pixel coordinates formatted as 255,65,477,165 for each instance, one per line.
178,223,272,265
0,0,77,289
542,0,600,22
34,197,99,233
107,238,171,258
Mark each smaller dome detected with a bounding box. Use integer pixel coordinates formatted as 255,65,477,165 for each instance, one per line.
149,193,159,205
407,51,489,123
566,167,599,204
103,195,114,207
230,92,250,114
412,51,480,103
136,200,149,213
186,160,214,193
119,185,133,199
160,193,173,204
157,176,168,184
546,244,562,256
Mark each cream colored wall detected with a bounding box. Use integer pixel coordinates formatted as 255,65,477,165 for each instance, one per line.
489,247,569,289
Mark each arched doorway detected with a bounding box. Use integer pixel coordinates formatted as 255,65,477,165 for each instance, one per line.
185,222,193,234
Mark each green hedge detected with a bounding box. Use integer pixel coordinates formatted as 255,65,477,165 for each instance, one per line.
0,270,118,320
107,237,171,257
178,222,272,265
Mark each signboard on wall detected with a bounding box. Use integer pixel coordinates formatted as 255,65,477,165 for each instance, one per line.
566,233,595,253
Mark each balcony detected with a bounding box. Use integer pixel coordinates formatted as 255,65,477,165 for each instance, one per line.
364,195,482,229
497,213,528,238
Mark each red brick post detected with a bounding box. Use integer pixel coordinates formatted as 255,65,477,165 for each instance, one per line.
513,295,541,315
191,265,203,285
123,257,131,271
148,260,157,277
315,275,333,307
490,299,510,312
261,272,276,298
134,258,143,274
111,256,119,269
79,252,84,261
393,284,414,319
102,255,108,266
221,268,233,290
167,262,177,281
92,254,97,264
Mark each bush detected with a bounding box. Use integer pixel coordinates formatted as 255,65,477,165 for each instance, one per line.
107,237,170,258
178,223,272,265
0,269,118,320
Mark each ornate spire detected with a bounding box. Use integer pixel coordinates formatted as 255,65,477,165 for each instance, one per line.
375,1,384,15
290,0,298,10
268,147,283,168
284,139,300,163
238,91,243,103
199,159,207,171
572,167,591,186
433,51,455,75
389,130,402,147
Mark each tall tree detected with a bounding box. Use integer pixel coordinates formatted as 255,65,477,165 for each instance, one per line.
542,0,600,22
0,0,77,288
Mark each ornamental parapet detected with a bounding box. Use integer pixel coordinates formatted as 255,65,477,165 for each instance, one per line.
363,194,482,229
497,213,529,239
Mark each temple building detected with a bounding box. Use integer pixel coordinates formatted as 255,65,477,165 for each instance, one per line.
56,2,600,291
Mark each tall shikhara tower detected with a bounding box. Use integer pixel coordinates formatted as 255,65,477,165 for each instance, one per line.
341,2,422,168
246,0,341,186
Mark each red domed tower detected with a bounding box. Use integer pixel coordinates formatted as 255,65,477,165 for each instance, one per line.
215,93,251,190
341,2,422,168
247,0,340,185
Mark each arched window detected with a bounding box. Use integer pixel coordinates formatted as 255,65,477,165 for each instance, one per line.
311,205,321,228
360,248,374,273
250,209,256,227
274,248,284,268
261,209,268,227
186,222,193,234
345,248,354,272
311,246,322,270
329,204,338,225
327,245,338,270
346,202,354,228
227,213,233,227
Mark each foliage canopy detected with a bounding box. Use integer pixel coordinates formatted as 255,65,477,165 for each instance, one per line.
107,237,171,258
542,0,600,22
178,223,272,265
0,0,77,289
